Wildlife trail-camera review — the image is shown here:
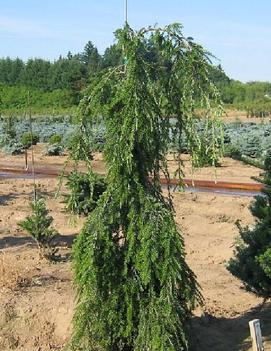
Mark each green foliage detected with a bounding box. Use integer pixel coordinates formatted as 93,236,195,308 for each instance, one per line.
2,115,16,139
244,100,271,118
0,57,24,85
208,67,271,114
64,171,107,216
243,134,261,158
192,119,223,167
20,131,39,148
44,143,64,156
48,134,62,145
102,44,123,68
0,42,100,109
81,41,101,77
258,248,271,278
223,122,271,161
1,140,24,155
239,155,265,169
71,23,222,351
0,84,76,112
19,58,51,90
209,64,231,102
223,144,242,160
0,115,24,155
213,77,271,111
228,154,271,297
67,129,93,161
1,40,271,116
18,198,58,259
48,58,87,102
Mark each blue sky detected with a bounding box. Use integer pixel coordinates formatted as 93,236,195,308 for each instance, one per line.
0,0,270,82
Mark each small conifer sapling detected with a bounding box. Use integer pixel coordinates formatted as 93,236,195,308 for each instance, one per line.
19,198,58,259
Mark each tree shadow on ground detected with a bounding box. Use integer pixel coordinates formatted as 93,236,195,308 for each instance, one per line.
53,233,76,248
190,302,271,351
0,235,35,249
0,187,58,207
0,193,21,206
0,233,77,250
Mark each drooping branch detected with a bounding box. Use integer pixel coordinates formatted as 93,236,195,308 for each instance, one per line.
71,23,222,351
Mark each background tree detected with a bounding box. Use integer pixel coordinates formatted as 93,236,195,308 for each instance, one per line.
81,41,101,78
228,154,271,298
67,51,73,60
49,58,87,102
102,44,123,68
0,57,24,85
19,58,51,90
71,23,222,351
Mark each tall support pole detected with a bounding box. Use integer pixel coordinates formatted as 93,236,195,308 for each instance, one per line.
28,91,37,201
125,0,128,23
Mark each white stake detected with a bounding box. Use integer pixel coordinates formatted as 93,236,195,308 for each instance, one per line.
249,319,264,351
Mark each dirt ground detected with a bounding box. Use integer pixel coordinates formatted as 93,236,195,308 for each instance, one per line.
0,151,270,351
0,144,262,184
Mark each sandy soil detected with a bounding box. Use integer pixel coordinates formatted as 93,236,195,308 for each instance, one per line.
0,145,262,184
167,153,261,184
0,151,270,351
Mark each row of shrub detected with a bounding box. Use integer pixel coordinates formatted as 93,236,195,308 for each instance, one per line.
233,100,271,118
223,122,271,160
0,131,65,156
0,115,105,157
2,116,271,164
170,120,271,163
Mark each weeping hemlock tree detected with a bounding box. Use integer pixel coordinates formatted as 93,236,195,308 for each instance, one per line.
71,23,223,351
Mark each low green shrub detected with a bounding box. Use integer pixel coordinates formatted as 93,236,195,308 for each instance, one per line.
0,134,11,148
44,143,64,156
21,132,39,148
2,140,24,155
48,134,62,145
223,145,242,160
18,198,58,259
240,155,265,169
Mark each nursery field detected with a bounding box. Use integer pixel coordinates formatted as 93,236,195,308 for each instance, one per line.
0,150,271,351
2,115,271,165
2,8,271,350
0,116,271,351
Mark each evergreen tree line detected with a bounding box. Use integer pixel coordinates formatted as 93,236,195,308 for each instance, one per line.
0,41,122,111
210,66,271,115
1,39,271,113
0,42,122,93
